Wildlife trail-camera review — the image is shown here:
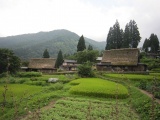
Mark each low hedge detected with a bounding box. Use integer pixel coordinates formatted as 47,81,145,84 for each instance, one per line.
17,72,42,77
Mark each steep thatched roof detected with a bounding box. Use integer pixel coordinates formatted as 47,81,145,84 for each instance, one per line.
28,58,56,69
102,48,139,66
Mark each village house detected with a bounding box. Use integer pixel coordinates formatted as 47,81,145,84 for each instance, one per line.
28,58,56,73
96,48,147,71
61,60,78,71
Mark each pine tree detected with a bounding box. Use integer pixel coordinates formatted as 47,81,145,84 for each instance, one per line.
43,49,50,58
88,45,93,51
55,50,63,68
128,20,141,48
77,35,86,52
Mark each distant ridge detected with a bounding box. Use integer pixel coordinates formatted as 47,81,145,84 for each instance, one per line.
0,29,105,59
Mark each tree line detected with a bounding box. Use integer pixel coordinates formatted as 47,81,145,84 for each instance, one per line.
42,35,98,68
105,20,141,50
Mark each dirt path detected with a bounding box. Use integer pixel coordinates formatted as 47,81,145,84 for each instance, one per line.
139,89,160,104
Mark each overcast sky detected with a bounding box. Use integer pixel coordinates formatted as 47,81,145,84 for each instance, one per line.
0,0,160,47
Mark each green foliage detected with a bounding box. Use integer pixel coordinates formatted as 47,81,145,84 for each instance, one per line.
0,83,62,119
106,20,123,50
127,20,141,48
142,38,150,52
87,44,93,50
151,68,160,72
55,50,63,68
40,97,139,120
106,20,141,49
76,50,99,63
43,49,50,58
77,62,95,77
0,48,21,74
48,82,64,91
104,73,154,81
142,34,159,53
69,78,128,98
139,80,147,90
130,87,160,120
17,72,42,77
140,57,160,70
21,60,29,67
77,35,86,52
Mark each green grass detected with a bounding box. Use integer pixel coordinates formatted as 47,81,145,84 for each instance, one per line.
104,73,159,81
40,97,140,120
0,83,65,119
69,78,128,98
0,84,42,101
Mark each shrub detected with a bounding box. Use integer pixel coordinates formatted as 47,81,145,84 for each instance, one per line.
78,62,95,77
48,82,64,91
17,72,42,77
26,81,47,86
139,80,147,90
0,72,7,78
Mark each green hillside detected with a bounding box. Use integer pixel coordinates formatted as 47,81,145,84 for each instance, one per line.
0,29,105,59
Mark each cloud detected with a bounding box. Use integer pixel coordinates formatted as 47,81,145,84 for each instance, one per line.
0,0,160,47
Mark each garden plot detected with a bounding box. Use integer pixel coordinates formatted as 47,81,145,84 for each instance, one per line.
40,97,140,120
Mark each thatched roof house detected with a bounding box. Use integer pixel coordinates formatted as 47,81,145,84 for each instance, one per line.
28,58,56,73
101,48,139,66
97,48,147,71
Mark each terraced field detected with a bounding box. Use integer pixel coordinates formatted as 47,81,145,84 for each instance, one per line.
69,78,128,98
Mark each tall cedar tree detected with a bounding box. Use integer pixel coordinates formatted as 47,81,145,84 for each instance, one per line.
0,48,20,74
88,45,93,51
142,34,159,53
55,50,63,68
77,35,86,52
43,49,50,58
105,20,123,50
123,23,130,48
149,34,159,53
128,20,141,48
142,38,150,52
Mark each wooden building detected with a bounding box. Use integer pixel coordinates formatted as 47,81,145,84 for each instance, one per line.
96,48,147,71
61,60,78,71
28,58,56,73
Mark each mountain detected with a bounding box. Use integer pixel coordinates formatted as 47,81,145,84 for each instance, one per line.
0,29,105,59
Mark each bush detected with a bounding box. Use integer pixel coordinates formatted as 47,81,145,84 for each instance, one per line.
78,62,95,77
17,72,42,77
48,82,64,91
26,81,47,86
139,80,147,90
0,72,7,78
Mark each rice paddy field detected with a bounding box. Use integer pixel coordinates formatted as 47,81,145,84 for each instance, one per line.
0,72,160,120
69,78,128,98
